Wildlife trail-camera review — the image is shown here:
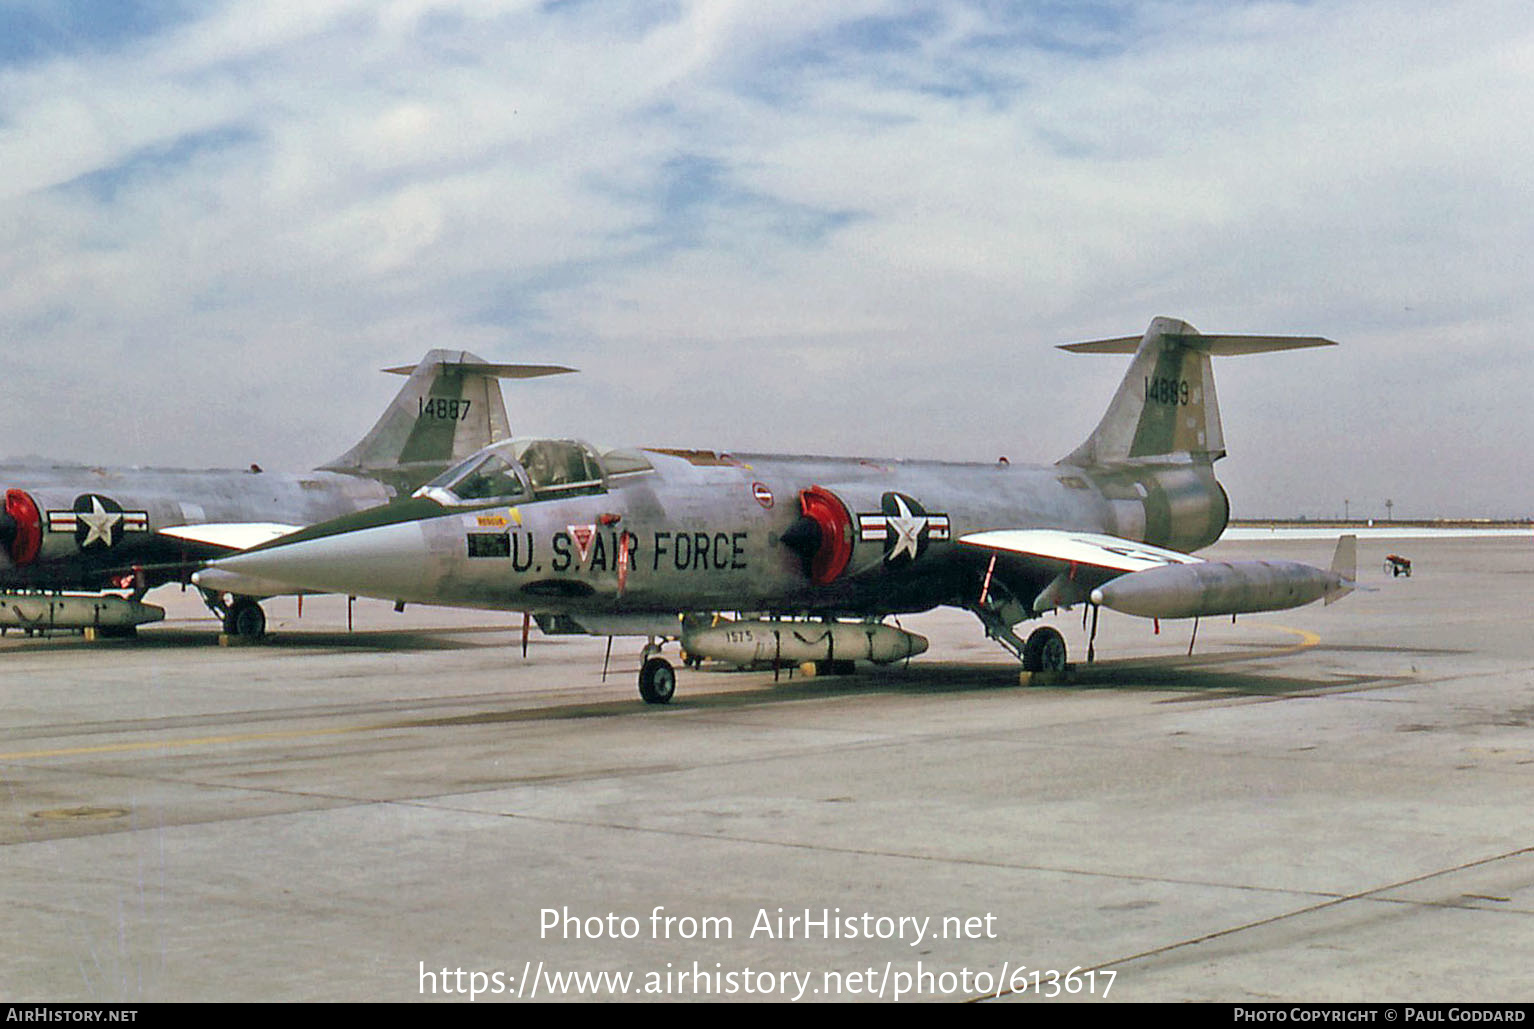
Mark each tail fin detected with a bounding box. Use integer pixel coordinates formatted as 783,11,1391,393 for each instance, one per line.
1059,317,1335,468
318,350,575,492
1325,534,1357,604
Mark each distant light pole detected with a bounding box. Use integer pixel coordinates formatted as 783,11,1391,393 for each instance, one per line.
1385,498,1394,522
1344,498,1350,522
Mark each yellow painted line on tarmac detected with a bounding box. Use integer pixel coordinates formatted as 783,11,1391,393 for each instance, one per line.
0,722,391,762
1254,622,1323,655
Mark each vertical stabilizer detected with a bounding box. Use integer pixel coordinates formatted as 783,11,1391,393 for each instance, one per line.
319,351,575,492
1325,534,1357,604
1058,318,1335,469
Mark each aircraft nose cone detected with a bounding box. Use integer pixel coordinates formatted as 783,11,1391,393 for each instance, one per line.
211,521,431,600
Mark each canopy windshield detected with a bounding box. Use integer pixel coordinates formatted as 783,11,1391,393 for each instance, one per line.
416,438,620,504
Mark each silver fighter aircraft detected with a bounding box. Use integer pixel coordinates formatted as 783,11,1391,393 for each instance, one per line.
0,352,572,637
205,317,1354,701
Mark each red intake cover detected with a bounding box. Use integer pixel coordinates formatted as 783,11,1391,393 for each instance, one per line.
5,489,42,565
798,486,853,585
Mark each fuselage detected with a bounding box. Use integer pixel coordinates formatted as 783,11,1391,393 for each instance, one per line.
219,444,1229,618
0,464,392,590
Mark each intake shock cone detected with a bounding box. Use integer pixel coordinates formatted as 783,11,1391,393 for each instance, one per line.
781,486,853,585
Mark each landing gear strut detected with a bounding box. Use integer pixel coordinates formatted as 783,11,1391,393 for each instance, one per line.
969,601,1071,678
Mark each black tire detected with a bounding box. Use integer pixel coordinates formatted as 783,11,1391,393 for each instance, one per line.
639,657,676,704
1023,626,1066,672
226,598,266,639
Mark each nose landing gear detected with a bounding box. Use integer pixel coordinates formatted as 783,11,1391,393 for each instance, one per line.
638,655,676,704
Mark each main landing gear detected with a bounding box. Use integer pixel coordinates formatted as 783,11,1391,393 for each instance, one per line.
969,600,1070,675
200,590,267,639
1021,625,1067,672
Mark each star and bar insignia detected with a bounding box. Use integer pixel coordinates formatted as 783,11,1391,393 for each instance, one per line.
858,492,950,566
45,494,150,550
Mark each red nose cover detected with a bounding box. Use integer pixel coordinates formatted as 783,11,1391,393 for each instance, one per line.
798,486,853,585
5,489,42,565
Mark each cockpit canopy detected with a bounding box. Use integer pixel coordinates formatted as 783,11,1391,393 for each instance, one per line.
415,438,652,506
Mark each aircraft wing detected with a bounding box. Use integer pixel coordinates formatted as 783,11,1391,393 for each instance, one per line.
959,529,1202,572
157,523,306,552
961,529,1353,620
959,529,1202,614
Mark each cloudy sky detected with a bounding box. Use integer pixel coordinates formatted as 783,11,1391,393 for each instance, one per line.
1,0,1530,518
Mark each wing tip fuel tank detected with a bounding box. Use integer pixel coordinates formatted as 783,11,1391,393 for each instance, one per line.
1089,539,1355,620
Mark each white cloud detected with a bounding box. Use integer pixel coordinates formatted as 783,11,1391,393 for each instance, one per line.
0,0,1531,516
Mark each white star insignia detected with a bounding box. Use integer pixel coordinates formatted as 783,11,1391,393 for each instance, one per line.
77,496,122,548
884,494,927,563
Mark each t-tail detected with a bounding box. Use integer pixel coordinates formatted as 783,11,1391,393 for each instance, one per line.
1058,317,1336,551
1060,317,1335,467
319,350,575,493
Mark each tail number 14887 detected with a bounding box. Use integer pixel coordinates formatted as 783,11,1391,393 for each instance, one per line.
419,398,473,421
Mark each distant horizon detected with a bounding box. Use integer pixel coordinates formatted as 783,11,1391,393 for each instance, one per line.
1229,516,1533,527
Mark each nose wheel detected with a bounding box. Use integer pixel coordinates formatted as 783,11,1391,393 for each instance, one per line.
638,656,676,704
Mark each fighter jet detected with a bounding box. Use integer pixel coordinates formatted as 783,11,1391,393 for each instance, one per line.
0,352,572,637
204,317,1354,702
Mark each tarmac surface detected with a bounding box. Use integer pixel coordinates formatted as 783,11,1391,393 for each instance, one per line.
2,534,1531,1003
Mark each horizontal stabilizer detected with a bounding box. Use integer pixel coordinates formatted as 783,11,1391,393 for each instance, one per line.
324,350,574,491
1059,317,1337,469
381,361,577,378
1060,334,1337,355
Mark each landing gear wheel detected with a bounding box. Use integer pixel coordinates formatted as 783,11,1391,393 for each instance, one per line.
1022,626,1066,672
224,598,266,639
638,657,676,704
